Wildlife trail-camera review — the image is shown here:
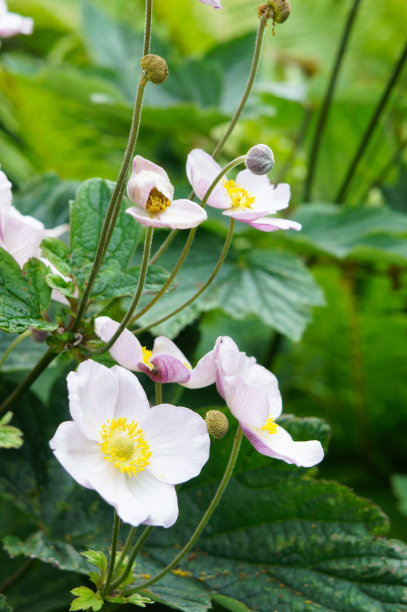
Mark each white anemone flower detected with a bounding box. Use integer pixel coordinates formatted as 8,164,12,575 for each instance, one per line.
0,0,33,38
50,361,210,527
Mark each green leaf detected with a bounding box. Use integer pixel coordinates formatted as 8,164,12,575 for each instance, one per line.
105,592,152,606
0,412,23,449
69,178,142,292
90,264,172,302
41,237,72,277
46,273,76,298
69,586,103,611
0,594,12,612
211,594,251,612
0,249,56,333
391,475,407,518
80,550,107,573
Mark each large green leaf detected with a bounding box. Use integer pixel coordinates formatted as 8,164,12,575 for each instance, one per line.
0,332,50,372
135,230,324,341
0,250,56,333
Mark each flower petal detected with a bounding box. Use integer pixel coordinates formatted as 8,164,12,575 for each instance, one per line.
142,404,210,484
0,10,33,37
183,349,217,389
0,169,12,209
150,354,191,384
111,365,150,421
67,360,119,441
241,422,324,467
1,206,46,267
50,421,105,489
237,172,291,212
127,470,179,528
127,155,174,209
126,199,207,230
186,149,230,209
245,216,302,232
94,316,143,371
199,0,222,8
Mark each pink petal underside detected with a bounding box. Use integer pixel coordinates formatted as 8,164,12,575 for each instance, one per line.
241,422,324,467
149,353,191,384
245,217,302,233
94,316,143,371
0,170,12,208
223,373,270,428
153,336,190,365
186,149,230,209
198,0,222,8
126,199,207,230
132,155,171,183
183,349,217,389
1,207,46,267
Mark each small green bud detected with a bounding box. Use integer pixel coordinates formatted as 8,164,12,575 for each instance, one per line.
245,144,275,175
258,0,290,24
140,54,169,85
205,410,229,439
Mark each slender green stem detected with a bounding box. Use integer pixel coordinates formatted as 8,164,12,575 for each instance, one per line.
359,137,407,202
107,526,154,593
149,229,178,266
275,105,312,184
0,330,31,369
212,13,268,159
155,382,162,405
71,76,148,331
335,40,407,204
114,527,138,578
91,227,154,355
130,156,245,325
143,0,153,56
0,558,37,593
125,427,243,594
134,219,235,336
0,348,56,417
303,0,363,202
102,511,121,596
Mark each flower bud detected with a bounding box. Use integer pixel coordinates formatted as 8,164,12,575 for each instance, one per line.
31,329,49,343
140,54,169,85
205,410,229,439
245,144,275,175
269,0,290,23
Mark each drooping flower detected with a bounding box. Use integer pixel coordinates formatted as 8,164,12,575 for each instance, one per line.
186,149,301,233
0,0,33,38
0,169,67,268
126,156,207,230
186,336,324,467
198,0,222,8
50,360,210,527
94,316,214,387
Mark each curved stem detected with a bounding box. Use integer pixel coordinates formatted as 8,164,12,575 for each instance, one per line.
155,382,162,405
101,511,121,596
303,0,363,202
134,219,235,336
114,527,138,578
108,526,154,593
0,347,56,417
130,156,245,325
335,40,407,204
149,229,178,266
126,426,243,593
212,13,268,159
71,76,148,331
91,227,154,356
0,330,31,369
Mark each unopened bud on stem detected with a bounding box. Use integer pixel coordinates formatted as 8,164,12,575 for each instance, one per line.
245,144,275,175
140,54,169,84
258,0,290,24
205,410,229,439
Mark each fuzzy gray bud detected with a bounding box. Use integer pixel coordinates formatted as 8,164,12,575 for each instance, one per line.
140,54,169,84
205,410,229,439
245,144,275,175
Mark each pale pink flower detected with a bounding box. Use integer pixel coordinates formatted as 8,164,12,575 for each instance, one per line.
95,316,213,387
0,0,33,38
187,336,324,468
126,156,207,230
50,361,210,527
186,149,301,232
199,0,222,8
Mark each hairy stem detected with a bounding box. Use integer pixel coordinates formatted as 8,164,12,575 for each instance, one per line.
108,526,154,593
0,330,31,369
303,0,363,202
143,0,153,56
101,511,121,596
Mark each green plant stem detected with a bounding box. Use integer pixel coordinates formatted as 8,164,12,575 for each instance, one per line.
212,12,268,159
335,40,407,204
360,137,407,202
275,105,312,184
155,381,162,405
130,156,245,325
102,511,121,596
134,219,235,336
124,426,243,594
0,330,31,369
0,558,37,593
303,0,363,202
71,76,148,331
107,526,154,593
0,347,56,417
143,0,153,55
114,527,138,577
91,226,154,355
149,228,178,265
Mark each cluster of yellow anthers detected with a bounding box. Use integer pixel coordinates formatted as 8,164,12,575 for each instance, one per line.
145,187,171,213
262,416,278,435
142,346,154,370
99,418,152,476
223,179,255,209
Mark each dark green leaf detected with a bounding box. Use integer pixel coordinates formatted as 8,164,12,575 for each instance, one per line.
45,274,76,298
90,264,171,302
0,250,56,333
41,237,72,277
0,595,12,612
391,475,407,518
0,412,23,449
211,594,251,612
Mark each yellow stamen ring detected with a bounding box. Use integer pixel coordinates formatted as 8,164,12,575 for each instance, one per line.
261,416,278,435
142,346,154,370
145,187,171,213
99,417,151,476
223,179,255,209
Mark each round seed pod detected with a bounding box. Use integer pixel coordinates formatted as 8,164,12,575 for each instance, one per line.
245,144,275,175
205,410,229,439
140,54,169,84
269,0,290,23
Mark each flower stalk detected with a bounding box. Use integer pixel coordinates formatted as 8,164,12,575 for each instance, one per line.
101,510,121,596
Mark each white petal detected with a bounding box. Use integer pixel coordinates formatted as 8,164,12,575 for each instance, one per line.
0,170,12,208
0,12,33,37
127,471,179,528
142,404,210,484
94,316,143,371
126,199,207,230
1,206,45,267
67,360,119,441
247,216,302,233
186,149,230,209
242,422,324,467
127,170,174,209
153,336,190,366
237,172,291,212
50,421,105,489
183,349,217,389
111,365,150,421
